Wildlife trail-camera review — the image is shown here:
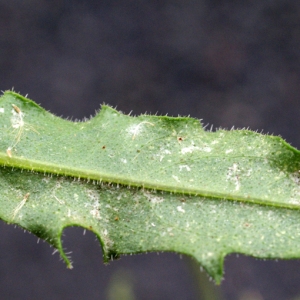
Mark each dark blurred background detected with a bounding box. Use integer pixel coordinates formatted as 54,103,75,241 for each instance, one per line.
1,1,300,299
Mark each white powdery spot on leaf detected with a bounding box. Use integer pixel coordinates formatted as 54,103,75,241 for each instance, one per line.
225,149,233,154
126,121,154,139
42,177,50,184
177,206,185,213
126,124,142,138
245,168,252,177
289,172,300,204
202,146,212,152
121,158,127,164
90,205,101,220
290,172,300,184
143,192,164,204
227,163,241,191
181,145,201,154
179,165,191,172
0,108,4,113
172,175,180,182
101,229,114,250
156,148,172,162
181,144,212,154
85,189,102,220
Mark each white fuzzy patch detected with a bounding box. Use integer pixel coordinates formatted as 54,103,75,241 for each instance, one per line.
177,206,185,213
181,145,211,154
179,165,191,171
126,121,154,139
227,163,241,191
143,192,164,204
157,148,172,161
172,175,180,182
181,145,200,154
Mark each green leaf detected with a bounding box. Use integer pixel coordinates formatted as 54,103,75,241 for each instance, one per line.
1,90,300,283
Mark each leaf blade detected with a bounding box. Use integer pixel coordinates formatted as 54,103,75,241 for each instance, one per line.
1,91,300,283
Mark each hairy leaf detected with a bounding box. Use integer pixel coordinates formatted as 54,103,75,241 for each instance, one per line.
0,91,300,283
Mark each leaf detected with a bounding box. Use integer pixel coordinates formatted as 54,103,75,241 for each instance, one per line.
0,90,300,283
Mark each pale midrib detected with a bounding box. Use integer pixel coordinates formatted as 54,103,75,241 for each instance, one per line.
0,153,299,210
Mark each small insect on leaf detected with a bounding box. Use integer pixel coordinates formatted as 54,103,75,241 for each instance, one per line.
12,104,21,114
6,147,12,158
